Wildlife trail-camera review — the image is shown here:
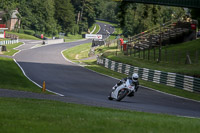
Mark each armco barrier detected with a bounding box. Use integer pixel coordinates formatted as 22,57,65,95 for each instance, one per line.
97,57,200,93
43,39,64,45
0,39,18,45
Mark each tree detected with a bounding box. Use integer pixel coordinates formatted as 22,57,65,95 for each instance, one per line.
117,2,185,37
71,0,96,33
191,8,200,28
55,0,76,35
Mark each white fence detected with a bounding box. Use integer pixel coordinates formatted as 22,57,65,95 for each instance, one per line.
0,39,19,45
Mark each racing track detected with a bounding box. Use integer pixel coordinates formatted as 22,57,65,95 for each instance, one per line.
14,22,200,118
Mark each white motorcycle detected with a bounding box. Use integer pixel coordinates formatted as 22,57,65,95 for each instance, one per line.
108,78,136,101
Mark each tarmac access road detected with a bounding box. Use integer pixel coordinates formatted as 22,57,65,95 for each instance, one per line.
10,22,200,118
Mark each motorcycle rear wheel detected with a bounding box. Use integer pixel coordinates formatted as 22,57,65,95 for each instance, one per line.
116,89,128,101
108,92,114,100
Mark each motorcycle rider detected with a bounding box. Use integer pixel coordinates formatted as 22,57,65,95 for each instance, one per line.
112,73,139,96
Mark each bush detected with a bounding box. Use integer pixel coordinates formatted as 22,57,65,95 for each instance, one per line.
18,29,24,33
24,30,35,36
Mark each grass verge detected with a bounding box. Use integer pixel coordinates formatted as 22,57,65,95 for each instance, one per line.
0,57,46,93
98,39,200,77
63,42,92,60
1,42,23,56
63,43,200,101
64,34,84,42
0,98,200,133
7,31,41,40
92,24,100,34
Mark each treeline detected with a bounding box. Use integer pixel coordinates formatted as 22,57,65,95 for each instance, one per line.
1,0,198,37
0,0,113,36
118,2,187,37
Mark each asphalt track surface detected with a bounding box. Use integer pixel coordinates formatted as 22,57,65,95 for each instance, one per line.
12,22,200,118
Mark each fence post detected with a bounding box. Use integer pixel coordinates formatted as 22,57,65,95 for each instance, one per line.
154,47,156,61
143,49,145,59
130,47,132,56
139,48,141,58
148,48,150,60
185,51,192,64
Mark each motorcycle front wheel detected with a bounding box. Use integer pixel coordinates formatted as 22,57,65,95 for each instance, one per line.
116,89,128,101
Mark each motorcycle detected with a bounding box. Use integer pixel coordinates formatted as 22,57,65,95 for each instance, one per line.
108,78,136,101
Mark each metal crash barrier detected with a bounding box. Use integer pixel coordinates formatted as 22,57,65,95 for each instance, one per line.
97,57,200,93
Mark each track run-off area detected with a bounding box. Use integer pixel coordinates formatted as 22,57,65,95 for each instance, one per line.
4,22,200,118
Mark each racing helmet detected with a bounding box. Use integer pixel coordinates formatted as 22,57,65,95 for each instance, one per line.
132,73,139,82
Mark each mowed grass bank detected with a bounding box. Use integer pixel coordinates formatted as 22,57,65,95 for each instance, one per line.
101,39,200,77
63,42,92,61
63,43,200,101
1,98,200,133
0,57,44,93
7,31,41,40
1,42,23,56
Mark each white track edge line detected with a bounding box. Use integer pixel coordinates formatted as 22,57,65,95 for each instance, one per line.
13,58,64,97
61,51,200,119
12,42,25,57
61,49,200,103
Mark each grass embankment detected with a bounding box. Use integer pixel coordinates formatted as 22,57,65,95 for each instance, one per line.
0,38,10,41
63,42,92,61
64,34,84,42
0,57,44,93
100,39,200,77
1,98,200,133
0,41,45,92
7,31,41,40
63,42,200,101
90,23,100,34
1,42,23,56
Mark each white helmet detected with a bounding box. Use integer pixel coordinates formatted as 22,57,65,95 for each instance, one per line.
132,73,139,82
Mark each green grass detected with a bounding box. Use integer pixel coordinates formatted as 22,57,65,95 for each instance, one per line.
64,34,84,42
92,24,100,34
63,42,92,60
7,31,41,40
0,98,200,133
98,39,200,77
63,43,200,101
2,42,23,56
89,23,96,33
0,38,10,41
83,60,200,101
0,57,46,93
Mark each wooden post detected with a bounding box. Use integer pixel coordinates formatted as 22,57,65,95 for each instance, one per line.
139,48,140,58
185,51,192,64
154,47,156,61
172,50,175,64
143,49,145,59
148,48,150,61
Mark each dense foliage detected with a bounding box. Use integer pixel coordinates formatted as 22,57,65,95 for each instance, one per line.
118,2,185,37
0,0,195,37
0,0,101,36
